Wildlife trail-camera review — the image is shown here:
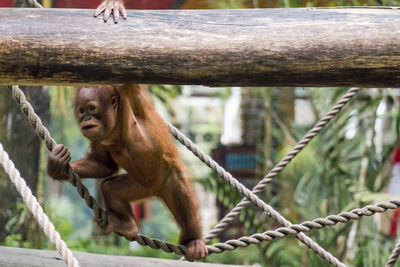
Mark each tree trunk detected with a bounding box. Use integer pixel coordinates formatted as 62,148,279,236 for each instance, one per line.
0,87,50,244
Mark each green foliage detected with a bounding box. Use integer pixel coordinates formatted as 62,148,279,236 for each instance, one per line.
197,173,242,209
58,200,181,260
8,86,185,260
198,88,400,266
3,234,23,248
273,88,400,266
141,201,180,244
3,86,400,265
149,84,182,117
353,217,393,267
4,1,400,266
4,202,29,234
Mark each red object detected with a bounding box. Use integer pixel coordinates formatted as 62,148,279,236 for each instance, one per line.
390,208,400,237
55,0,175,9
389,144,400,237
1,0,14,7
133,203,141,219
394,146,400,165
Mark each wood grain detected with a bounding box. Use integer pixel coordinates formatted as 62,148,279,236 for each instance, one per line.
0,246,250,266
1,7,400,87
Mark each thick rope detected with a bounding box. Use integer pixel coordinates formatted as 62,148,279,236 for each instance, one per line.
15,2,345,263
4,91,399,263
0,143,79,267
386,237,400,267
11,86,342,266
208,200,400,254
175,87,358,241
9,86,192,256
6,85,394,262
168,121,344,266
8,2,394,263
4,100,399,261
170,89,358,264
10,86,107,224
169,117,295,217
21,0,107,230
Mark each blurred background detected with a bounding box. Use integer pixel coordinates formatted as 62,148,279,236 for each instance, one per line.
2,1,400,266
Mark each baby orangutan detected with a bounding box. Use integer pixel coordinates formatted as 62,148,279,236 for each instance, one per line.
47,85,208,261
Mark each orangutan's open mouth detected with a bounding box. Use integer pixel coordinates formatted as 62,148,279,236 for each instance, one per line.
82,125,96,131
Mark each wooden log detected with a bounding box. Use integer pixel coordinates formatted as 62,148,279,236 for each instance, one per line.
0,7,400,87
0,246,252,266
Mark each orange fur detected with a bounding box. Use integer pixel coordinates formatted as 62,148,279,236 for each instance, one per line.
47,84,208,261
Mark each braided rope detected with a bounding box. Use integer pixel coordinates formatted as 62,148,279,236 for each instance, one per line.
10,86,107,224
0,143,79,267
386,237,400,266
182,87,358,241
208,200,400,254
8,85,394,262
9,86,189,256
4,89,400,262
168,121,296,216
21,0,108,230
167,126,344,266
4,93,399,263
9,2,398,264
11,86,342,265
14,1,351,263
